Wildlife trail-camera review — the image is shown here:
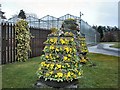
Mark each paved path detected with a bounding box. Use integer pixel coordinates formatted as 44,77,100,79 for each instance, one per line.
88,44,120,57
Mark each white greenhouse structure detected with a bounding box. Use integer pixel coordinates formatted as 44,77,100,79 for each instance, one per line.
7,13,100,45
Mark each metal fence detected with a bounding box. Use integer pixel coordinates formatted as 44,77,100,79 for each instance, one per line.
0,22,50,64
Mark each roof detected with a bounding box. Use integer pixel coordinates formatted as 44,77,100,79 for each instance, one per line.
59,14,79,20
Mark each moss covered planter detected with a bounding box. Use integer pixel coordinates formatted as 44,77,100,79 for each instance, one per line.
38,77,78,88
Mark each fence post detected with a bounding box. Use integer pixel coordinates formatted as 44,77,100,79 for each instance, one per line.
13,24,16,62
10,23,13,63
1,23,6,64
0,23,1,64
6,23,9,63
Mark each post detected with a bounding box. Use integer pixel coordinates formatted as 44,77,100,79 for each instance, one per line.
57,18,59,29
79,12,84,31
38,19,40,28
95,34,97,44
1,23,6,64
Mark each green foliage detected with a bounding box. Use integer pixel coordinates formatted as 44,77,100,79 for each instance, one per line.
18,10,26,19
62,18,78,30
50,27,58,33
15,19,31,62
92,25,120,42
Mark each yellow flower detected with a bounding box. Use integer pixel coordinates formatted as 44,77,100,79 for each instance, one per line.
71,72,74,75
55,75,57,78
64,46,69,53
45,73,49,76
69,48,72,53
56,55,59,58
80,59,87,63
85,50,88,52
50,38,54,43
45,55,49,59
63,56,68,61
62,65,65,68
66,63,70,67
55,48,59,52
53,38,57,43
49,54,53,59
64,38,69,44
51,63,54,67
50,45,55,50
81,44,84,46
73,75,77,78
56,64,61,69
71,38,74,41
60,47,62,51
49,71,53,75
69,32,74,36
67,58,70,61
68,54,72,57
60,38,65,44
75,63,78,67
44,46,48,49
44,64,47,67
47,64,50,68
57,72,63,77
81,57,84,60
75,69,78,72
38,67,41,70
41,62,45,66
65,32,69,35
67,72,71,77
50,63,54,69
78,72,81,76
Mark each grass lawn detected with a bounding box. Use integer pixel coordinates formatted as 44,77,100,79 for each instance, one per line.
2,53,119,88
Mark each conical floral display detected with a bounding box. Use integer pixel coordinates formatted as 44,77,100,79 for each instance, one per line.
37,18,89,83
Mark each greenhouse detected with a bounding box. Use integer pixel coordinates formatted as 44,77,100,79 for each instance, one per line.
8,13,100,45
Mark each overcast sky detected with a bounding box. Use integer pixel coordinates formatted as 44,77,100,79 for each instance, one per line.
0,0,119,27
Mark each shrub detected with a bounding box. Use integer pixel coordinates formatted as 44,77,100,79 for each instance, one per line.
15,19,31,62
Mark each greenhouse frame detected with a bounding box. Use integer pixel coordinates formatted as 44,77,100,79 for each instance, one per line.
8,13,100,45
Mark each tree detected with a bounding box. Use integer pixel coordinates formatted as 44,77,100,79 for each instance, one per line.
97,26,104,41
18,10,26,19
92,25,97,30
92,25,120,42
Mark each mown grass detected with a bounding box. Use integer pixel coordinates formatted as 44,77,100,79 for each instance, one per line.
79,53,118,88
2,57,42,88
2,53,119,88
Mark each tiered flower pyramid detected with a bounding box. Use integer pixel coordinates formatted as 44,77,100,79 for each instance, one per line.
36,18,89,86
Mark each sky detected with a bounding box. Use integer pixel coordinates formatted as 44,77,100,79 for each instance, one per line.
0,0,119,27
